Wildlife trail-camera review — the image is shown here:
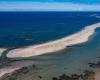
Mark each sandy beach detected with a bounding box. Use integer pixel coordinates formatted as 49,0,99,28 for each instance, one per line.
0,23,100,79
6,22,100,58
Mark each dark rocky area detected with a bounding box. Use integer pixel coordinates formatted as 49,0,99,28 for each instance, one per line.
52,70,95,80
0,46,100,80
0,64,37,80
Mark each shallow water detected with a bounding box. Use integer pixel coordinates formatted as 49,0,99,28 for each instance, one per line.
29,27,100,80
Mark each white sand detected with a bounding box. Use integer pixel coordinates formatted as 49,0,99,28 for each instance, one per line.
0,48,6,56
6,23,100,58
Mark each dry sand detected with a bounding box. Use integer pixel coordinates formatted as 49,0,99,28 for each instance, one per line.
6,22,100,58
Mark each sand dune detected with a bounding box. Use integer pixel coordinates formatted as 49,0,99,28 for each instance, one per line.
95,16,100,18
6,23,100,58
90,14,100,18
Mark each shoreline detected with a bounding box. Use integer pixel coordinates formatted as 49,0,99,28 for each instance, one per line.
6,22,100,58
0,67,20,78
0,22,100,79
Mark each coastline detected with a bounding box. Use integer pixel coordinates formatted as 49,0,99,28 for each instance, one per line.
0,22,100,80
6,22,100,58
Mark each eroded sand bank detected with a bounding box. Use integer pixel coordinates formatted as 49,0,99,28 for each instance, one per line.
6,22,100,58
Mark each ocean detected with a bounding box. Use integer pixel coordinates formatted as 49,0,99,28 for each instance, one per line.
0,12,100,48
0,12,100,80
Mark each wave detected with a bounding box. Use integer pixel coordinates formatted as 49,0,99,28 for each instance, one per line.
95,16,100,18
90,14,100,18
7,22,100,58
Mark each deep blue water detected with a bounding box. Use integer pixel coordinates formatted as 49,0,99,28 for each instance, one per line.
0,12,100,48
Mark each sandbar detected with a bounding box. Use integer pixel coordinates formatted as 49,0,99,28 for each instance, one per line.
6,23,100,58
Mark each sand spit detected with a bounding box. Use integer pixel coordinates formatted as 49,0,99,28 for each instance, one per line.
6,23,100,58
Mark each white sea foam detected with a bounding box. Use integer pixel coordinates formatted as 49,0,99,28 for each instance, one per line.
95,16,100,18
6,23,100,58
90,14,100,18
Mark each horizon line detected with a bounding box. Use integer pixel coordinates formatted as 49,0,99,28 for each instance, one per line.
0,2,100,11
